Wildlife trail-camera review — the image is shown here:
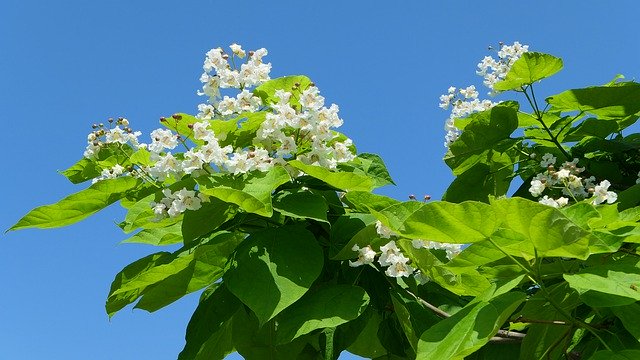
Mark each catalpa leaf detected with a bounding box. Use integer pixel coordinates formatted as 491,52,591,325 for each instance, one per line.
493,52,563,91
10,177,144,231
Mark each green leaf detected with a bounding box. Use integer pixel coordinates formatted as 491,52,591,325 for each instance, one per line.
588,350,640,360
517,283,581,360
390,291,441,352
416,292,525,360
331,224,386,261
198,166,291,217
273,189,329,223
346,310,389,359
493,52,563,91
289,160,375,192
118,194,181,233
328,213,377,259
275,284,370,344
547,82,640,120
342,191,400,213
400,240,492,296
339,153,395,188
564,118,620,142
60,157,101,184
564,265,640,307
442,162,513,203
120,222,183,246
181,198,236,243
106,231,243,316
225,225,324,325
10,177,143,231
178,284,239,360
372,201,498,243
445,105,518,176
254,75,312,107
491,197,592,259
232,305,317,360
612,303,640,342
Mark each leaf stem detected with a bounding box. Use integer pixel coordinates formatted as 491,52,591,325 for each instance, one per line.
521,85,571,160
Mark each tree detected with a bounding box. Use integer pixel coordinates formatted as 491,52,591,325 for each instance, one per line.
10,42,640,359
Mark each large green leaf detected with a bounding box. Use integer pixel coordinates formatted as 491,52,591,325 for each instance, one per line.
612,303,640,342
275,284,370,344
232,304,318,360
416,292,525,359
564,265,640,307
178,284,239,360
444,105,518,176
197,166,291,217
442,162,513,203
342,191,400,213
338,153,395,188
178,285,240,360
273,189,329,223
400,240,492,296
493,52,563,91
106,231,243,316
547,82,640,120
289,160,375,192
181,198,236,243
372,201,498,243
491,198,592,259
10,177,143,230
224,225,324,325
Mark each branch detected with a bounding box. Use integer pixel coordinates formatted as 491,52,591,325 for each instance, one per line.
404,290,526,342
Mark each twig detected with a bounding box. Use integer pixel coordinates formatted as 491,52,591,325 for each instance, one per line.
404,290,526,342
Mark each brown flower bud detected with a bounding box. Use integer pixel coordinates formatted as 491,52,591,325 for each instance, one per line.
409,194,416,200
424,195,431,201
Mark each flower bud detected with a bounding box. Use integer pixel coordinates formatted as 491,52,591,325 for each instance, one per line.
108,117,114,123
160,117,167,122
172,114,182,120
424,195,431,201
409,194,416,200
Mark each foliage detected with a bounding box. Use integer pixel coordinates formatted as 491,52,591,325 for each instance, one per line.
10,43,640,360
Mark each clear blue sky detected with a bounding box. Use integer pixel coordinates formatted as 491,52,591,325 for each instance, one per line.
2,1,640,359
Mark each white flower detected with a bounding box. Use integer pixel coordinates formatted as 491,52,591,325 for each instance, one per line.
539,195,569,208
375,221,396,239
149,129,178,153
105,127,129,144
378,240,402,266
540,153,556,168
555,168,571,180
529,179,546,197
592,180,617,205
230,43,245,58
349,245,376,267
181,149,205,174
300,86,324,110
192,121,215,141
459,85,478,99
384,253,414,278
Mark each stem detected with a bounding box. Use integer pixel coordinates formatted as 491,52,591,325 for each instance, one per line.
521,85,571,160
404,289,526,341
513,316,568,326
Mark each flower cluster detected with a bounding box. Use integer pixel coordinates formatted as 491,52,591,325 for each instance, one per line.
80,44,357,221
528,153,617,207
476,41,529,94
83,118,143,159
349,221,461,283
439,85,497,147
150,188,208,219
439,42,527,148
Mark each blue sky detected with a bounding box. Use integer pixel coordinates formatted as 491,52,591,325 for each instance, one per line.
2,1,640,359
